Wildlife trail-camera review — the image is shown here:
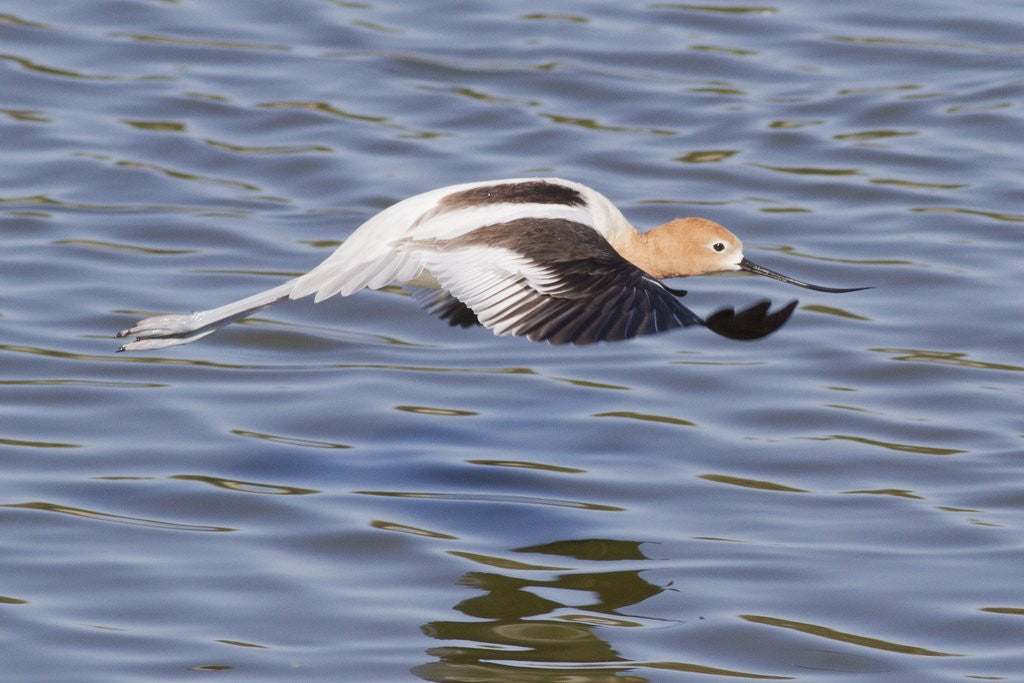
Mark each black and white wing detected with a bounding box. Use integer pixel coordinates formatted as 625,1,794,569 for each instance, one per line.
406,216,777,344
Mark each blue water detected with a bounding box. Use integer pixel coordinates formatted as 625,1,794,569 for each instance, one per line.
2,1,1023,680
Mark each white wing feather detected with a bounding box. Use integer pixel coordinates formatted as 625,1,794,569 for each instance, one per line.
405,244,567,338
288,177,607,301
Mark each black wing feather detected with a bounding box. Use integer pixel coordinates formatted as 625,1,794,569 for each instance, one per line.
411,217,797,343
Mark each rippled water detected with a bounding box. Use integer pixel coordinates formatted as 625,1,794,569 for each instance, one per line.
3,1,1023,680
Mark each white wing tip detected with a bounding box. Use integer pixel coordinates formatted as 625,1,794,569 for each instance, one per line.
118,329,216,352
115,311,208,352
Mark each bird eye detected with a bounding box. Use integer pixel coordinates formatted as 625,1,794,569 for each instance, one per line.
712,242,725,252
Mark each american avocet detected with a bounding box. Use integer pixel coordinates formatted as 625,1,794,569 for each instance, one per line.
117,178,867,351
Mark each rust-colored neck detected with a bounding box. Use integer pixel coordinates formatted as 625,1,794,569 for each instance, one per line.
608,218,741,279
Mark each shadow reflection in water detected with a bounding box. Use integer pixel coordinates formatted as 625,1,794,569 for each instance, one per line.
413,538,788,682
415,538,657,682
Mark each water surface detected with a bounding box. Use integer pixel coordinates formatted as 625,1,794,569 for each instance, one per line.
2,1,1023,680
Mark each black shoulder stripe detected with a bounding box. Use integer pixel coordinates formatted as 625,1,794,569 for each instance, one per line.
436,180,586,213
412,181,587,229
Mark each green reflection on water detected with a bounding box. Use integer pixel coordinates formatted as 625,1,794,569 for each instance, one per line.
691,44,759,56
259,100,387,122
594,411,695,427
844,488,924,499
113,158,262,192
540,112,675,136
675,149,739,163
0,52,117,80
0,436,79,448
649,5,778,15
519,13,588,23
467,459,586,474
0,107,50,122
354,490,623,512
115,32,288,51
172,474,320,495
0,12,52,29
911,206,1024,223
4,501,234,532
120,119,186,132
802,304,871,320
204,139,333,155
54,239,196,255
395,405,478,417
372,519,458,540
874,348,1024,372
834,129,916,141
231,429,352,450
751,164,859,176
812,434,966,456
870,177,967,190
552,377,630,390
741,614,959,656
351,19,404,35
700,473,808,493
980,607,1024,616
216,639,268,649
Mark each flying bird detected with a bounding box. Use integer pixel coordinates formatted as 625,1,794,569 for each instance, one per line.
117,178,867,351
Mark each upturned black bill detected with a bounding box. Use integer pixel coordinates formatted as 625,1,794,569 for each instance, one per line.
738,258,870,293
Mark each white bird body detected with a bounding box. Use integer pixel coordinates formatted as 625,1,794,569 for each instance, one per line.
289,178,631,299
118,177,864,351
